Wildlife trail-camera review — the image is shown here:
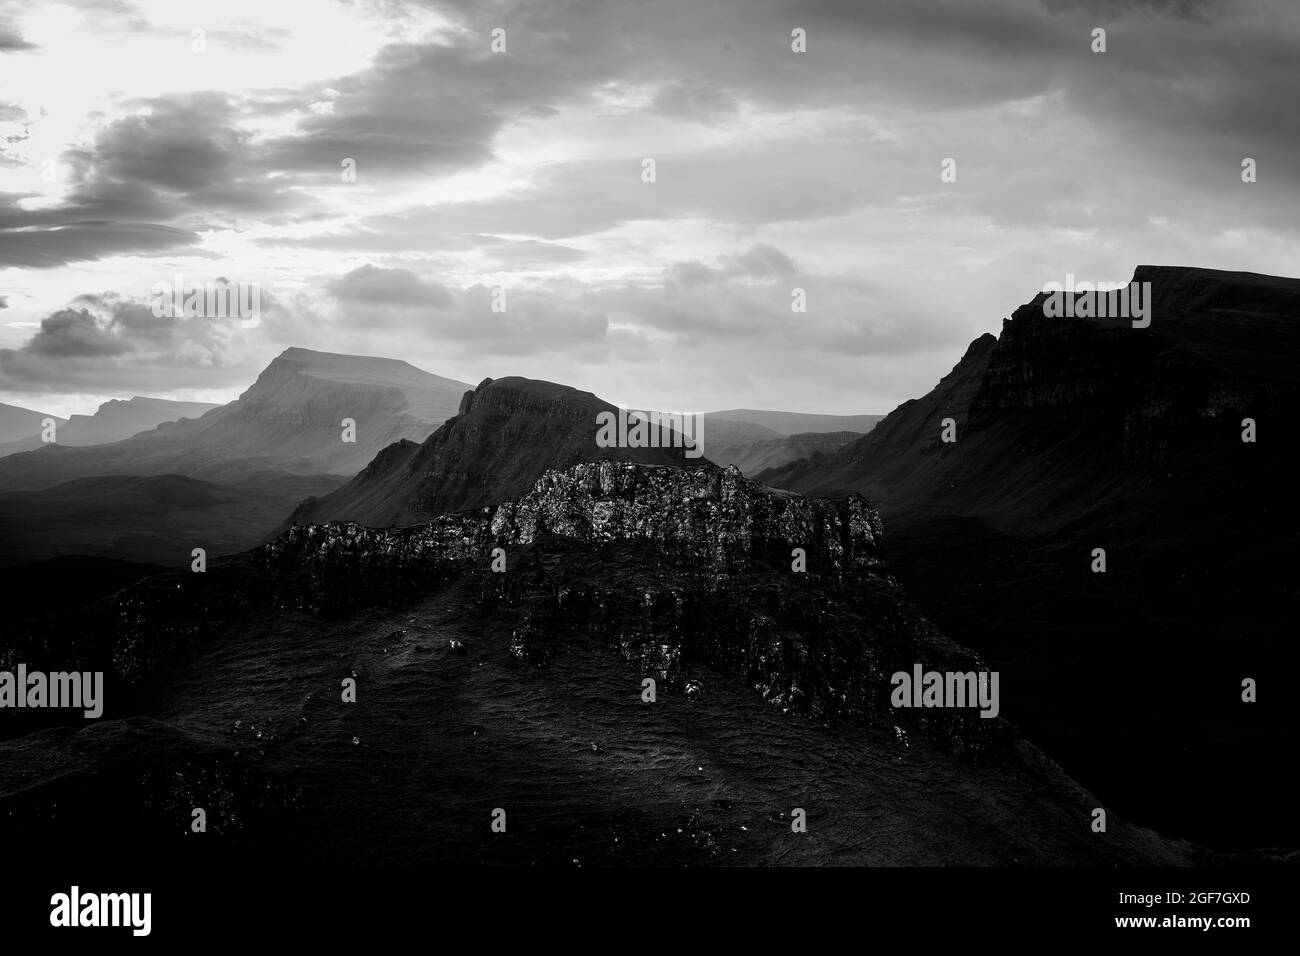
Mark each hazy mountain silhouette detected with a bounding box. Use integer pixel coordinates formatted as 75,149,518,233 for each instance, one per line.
759,265,1300,849
700,411,882,475
711,429,865,476
0,402,64,443
708,408,882,436
0,396,219,457
0,348,471,566
0,347,470,492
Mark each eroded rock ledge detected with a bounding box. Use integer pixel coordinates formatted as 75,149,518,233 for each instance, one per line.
6,461,1002,758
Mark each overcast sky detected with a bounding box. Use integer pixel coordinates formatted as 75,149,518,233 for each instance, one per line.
1,0,1297,417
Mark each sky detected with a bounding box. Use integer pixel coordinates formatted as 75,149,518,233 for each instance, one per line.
1,0,1297,418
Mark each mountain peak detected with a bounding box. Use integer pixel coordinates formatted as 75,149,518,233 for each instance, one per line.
283,374,714,530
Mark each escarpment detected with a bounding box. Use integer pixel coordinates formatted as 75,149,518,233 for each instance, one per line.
5,461,1004,759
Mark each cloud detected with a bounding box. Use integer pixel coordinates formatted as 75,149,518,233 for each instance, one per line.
0,220,202,269
327,265,455,307
652,81,740,123
0,291,266,392
2,0,1299,415
321,268,608,352
22,307,132,357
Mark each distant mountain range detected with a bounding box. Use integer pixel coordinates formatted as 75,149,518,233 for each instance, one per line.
0,347,470,491
0,348,472,566
0,402,64,444
0,348,876,566
706,408,882,436
0,396,220,457
759,265,1300,849
700,410,882,475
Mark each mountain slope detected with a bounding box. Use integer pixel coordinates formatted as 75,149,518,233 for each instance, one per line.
0,347,471,492
759,265,1300,849
283,376,713,528
0,396,220,456
0,402,64,443
707,408,883,436
713,430,865,476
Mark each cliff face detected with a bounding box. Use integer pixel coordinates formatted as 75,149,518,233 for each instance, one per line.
283,377,715,529
762,265,1299,528
758,265,1300,850
6,461,997,757
968,266,1299,470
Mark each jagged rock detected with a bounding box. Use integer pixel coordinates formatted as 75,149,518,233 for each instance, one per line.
3,460,1001,761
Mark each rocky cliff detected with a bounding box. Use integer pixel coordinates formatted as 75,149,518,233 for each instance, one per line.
5,461,1000,758
758,265,1300,850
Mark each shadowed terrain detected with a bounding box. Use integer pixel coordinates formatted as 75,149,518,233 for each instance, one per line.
1,462,1271,867
760,266,1300,850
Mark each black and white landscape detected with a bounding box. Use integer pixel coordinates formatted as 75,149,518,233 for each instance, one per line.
0,0,1296,939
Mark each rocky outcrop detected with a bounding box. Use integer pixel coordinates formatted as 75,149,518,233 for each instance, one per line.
4,461,1002,760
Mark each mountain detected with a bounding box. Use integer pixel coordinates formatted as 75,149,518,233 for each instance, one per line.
758,265,1300,850
2,460,1252,867
0,348,472,566
686,411,880,477
707,408,883,436
0,402,64,443
710,430,864,476
0,347,471,492
0,396,219,456
282,376,713,529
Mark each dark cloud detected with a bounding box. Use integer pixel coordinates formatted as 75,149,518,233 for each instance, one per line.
0,17,34,50
81,94,252,194
23,308,132,357
327,265,455,307
0,220,201,269
0,289,268,392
